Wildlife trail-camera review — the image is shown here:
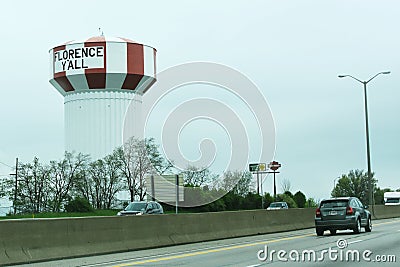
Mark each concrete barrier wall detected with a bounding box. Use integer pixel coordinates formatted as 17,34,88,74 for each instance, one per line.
0,206,399,266
372,205,400,219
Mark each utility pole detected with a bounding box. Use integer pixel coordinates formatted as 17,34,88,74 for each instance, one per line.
10,158,18,215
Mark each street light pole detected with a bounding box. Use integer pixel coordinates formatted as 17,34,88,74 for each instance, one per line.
338,71,390,206
363,81,373,206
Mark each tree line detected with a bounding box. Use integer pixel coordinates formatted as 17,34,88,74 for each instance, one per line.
0,137,172,213
175,171,318,213
0,137,318,214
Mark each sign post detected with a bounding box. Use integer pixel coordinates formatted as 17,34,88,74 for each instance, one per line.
176,174,179,214
249,163,267,207
268,161,282,200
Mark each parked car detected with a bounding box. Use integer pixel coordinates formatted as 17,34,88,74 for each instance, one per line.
267,201,289,210
315,197,371,236
117,201,164,216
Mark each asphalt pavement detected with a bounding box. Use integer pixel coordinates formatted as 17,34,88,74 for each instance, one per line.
19,218,400,267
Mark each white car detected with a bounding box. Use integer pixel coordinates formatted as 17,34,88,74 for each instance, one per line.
267,202,289,210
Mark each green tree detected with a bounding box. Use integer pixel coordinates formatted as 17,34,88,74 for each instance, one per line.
283,190,293,198
243,192,262,209
221,191,244,210
374,187,392,205
293,191,307,208
276,193,297,208
331,169,377,204
305,197,318,208
181,186,211,208
263,192,274,209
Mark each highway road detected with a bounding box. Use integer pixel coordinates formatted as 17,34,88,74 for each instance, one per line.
21,218,399,267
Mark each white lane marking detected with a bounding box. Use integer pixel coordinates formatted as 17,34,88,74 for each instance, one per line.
82,232,315,267
245,265,261,267
348,240,363,245
113,233,314,266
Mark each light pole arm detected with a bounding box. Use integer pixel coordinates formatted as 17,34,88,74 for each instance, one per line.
339,71,390,84
366,71,391,84
338,74,363,84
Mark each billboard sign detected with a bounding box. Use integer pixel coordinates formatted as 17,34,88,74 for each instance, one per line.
146,174,184,203
249,163,266,172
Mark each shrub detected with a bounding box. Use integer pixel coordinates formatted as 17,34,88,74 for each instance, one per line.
65,197,93,212
276,194,298,208
305,197,319,208
263,192,274,209
293,191,307,208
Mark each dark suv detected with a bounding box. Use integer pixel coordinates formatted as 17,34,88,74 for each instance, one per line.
117,201,164,216
315,197,371,236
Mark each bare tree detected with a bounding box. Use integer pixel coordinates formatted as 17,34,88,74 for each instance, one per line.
219,170,253,196
73,149,123,209
232,171,254,196
102,153,124,208
280,178,292,193
17,157,51,213
48,152,89,212
1,157,51,213
118,137,171,201
73,169,94,207
182,165,218,188
87,160,105,209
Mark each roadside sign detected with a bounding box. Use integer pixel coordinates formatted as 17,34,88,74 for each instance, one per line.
146,174,184,202
268,161,281,171
249,163,259,172
249,163,267,172
259,163,266,171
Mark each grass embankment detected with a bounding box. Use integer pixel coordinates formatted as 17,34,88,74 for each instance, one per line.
0,209,119,220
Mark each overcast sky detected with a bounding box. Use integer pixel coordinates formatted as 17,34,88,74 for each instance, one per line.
1,0,399,201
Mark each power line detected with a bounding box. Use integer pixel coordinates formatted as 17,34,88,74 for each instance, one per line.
0,161,13,168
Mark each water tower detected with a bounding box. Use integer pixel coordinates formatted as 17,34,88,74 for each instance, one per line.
49,36,156,159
